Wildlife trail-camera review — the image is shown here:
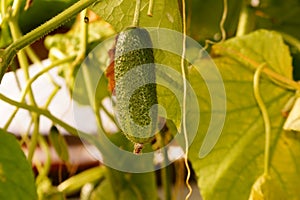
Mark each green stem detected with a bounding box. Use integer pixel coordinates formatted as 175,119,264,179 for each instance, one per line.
132,0,141,27
35,135,51,185
25,46,42,64
8,10,41,163
0,93,80,136
236,0,255,37
147,0,154,16
161,151,172,200
100,102,116,126
1,0,7,21
27,114,40,162
0,0,98,81
214,47,300,91
81,62,113,137
57,166,106,195
129,183,143,200
43,85,60,108
11,0,22,17
82,64,96,110
253,63,271,176
3,56,75,130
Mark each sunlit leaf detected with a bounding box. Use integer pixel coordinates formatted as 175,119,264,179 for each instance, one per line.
283,96,300,132
188,30,300,199
90,0,182,32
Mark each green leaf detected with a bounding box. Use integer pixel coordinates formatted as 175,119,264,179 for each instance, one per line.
212,29,293,79
90,0,182,32
19,0,79,33
188,30,299,199
49,126,69,162
0,129,37,200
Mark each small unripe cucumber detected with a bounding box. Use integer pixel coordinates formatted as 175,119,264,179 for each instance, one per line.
114,27,158,144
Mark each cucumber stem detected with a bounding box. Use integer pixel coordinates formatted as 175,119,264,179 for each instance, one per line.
132,0,141,27
0,92,81,137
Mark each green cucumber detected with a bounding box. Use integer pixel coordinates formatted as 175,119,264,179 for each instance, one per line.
114,27,158,144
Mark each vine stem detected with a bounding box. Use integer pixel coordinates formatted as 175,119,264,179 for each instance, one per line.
253,63,271,176
0,0,97,81
7,2,40,162
0,92,81,137
180,0,192,199
57,166,106,195
35,135,51,185
3,56,75,130
214,46,300,91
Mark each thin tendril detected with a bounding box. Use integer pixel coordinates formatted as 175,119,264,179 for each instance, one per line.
253,63,271,176
202,0,228,51
219,0,228,42
181,0,192,199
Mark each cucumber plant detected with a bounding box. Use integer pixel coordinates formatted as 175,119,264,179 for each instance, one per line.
1,0,300,200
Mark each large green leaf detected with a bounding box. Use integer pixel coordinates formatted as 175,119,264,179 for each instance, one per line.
90,0,182,32
188,30,300,199
0,129,37,200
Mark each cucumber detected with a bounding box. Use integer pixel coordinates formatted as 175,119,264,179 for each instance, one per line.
114,27,158,144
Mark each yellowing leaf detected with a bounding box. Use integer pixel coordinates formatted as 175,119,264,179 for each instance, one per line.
283,96,300,132
249,175,285,200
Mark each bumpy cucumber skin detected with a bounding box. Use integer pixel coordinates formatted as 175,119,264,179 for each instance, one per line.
115,27,158,144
